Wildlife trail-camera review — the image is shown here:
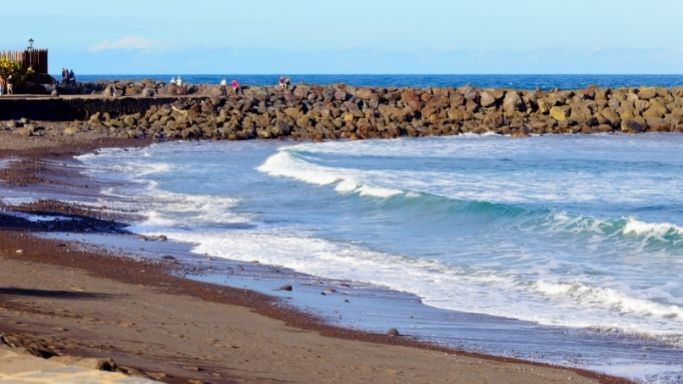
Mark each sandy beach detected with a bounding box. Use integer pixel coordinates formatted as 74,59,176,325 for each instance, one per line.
5,0,683,381
0,128,633,383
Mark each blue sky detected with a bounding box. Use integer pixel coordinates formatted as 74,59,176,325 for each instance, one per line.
5,0,683,74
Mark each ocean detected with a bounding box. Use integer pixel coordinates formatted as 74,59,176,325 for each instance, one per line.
73,74,683,90
72,134,683,383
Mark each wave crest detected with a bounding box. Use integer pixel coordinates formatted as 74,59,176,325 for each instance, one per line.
258,150,403,198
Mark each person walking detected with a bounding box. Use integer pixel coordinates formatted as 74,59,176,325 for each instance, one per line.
219,78,228,95
7,75,13,95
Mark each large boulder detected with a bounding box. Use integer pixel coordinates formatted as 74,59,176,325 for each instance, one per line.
617,102,636,120
598,108,621,127
354,88,376,100
621,117,645,133
292,85,310,99
580,85,597,100
549,106,570,121
634,99,649,114
141,87,155,97
502,91,524,115
668,109,683,125
400,89,422,111
378,105,408,121
63,123,79,136
642,101,668,119
479,90,497,108
570,104,596,126
446,108,470,122
595,88,611,101
645,117,671,132
16,123,43,137
459,86,480,103
449,92,465,107
334,89,348,101
124,85,142,96
626,92,639,102
637,87,658,100
283,107,303,120
421,94,450,118
102,85,115,98
537,98,554,114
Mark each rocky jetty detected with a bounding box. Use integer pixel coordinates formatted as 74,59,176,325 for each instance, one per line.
4,83,683,140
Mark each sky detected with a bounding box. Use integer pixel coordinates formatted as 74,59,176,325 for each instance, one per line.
4,0,683,74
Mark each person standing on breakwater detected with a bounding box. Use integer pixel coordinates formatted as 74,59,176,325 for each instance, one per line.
0,75,5,96
278,76,290,90
231,79,240,94
170,77,177,85
177,76,183,86
7,76,13,95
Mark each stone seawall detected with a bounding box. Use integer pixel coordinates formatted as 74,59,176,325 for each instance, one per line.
2,84,683,139
0,97,206,121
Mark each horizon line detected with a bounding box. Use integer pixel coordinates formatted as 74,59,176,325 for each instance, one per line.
59,73,683,76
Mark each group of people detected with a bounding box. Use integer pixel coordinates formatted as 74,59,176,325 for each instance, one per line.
61,68,76,85
278,76,290,90
0,74,13,96
167,75,292,95
219,78,241,94
216,76,290,94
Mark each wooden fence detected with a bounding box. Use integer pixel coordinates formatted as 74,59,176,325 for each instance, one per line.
0,49,48,74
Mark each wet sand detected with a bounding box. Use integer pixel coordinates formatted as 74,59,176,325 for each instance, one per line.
0,129,632,383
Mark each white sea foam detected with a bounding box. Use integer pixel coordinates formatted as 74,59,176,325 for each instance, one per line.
264,138,683,206
124,188,251,232
77,147,173,179
145,228,683,344
0,158,15,171
258,150,403,198
1,210,74,223
0,197,39,206
532,280,683,321
622,217,683,238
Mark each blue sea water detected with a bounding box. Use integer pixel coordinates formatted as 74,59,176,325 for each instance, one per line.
75,134,683,383
72,74,683,90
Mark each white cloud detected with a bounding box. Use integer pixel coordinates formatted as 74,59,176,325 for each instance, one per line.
88,36,162,53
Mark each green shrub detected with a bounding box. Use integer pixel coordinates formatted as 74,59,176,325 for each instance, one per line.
0,59,35,86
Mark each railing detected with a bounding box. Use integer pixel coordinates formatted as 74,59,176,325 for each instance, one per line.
0,49,48,74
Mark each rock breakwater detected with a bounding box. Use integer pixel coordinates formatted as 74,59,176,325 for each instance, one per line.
4,83,683,140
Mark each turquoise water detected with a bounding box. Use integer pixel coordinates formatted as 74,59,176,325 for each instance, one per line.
77,134,683,382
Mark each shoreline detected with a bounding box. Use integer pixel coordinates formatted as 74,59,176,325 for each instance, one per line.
0,133,634,383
